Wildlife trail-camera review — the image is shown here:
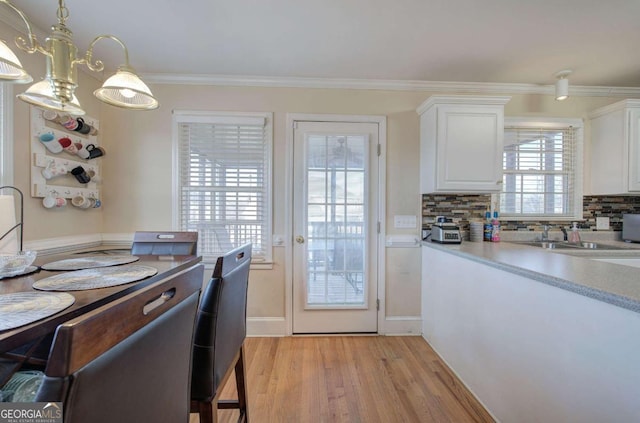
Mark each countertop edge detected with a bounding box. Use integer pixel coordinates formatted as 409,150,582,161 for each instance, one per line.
422,241,640,313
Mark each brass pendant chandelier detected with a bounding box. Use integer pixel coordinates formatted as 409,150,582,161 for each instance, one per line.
0,0,158,115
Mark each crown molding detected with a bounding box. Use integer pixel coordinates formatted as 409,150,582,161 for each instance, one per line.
1,8,637,99
588,98,640,119
416,95,512,114
143,73,640,98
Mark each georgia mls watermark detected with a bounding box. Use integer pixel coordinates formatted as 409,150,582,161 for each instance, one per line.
0,402,62,423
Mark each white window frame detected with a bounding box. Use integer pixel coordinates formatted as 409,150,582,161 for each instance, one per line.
0,83,13,187
172,110,273,266
500,117,583,221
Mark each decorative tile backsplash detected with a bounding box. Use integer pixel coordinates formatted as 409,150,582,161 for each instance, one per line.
421,194,640,232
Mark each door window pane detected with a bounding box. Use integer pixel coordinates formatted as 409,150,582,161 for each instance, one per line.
305,134,367,306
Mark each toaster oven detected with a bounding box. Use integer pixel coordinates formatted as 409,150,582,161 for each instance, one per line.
430,223,462,244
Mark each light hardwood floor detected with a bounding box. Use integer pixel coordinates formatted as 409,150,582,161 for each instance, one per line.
190,336,494,423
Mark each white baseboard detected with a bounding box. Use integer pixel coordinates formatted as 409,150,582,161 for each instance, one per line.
247,317,287,337
246,316,422,337
382,316,423,336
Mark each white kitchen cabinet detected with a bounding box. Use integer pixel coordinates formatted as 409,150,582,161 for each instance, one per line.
589,99,640,194
417,95,510,193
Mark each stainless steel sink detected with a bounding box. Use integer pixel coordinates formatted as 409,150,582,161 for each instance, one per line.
515,241,578,249
512,241,627,250
579,242,599,249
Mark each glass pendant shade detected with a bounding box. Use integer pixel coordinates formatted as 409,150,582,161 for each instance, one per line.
94,68,158,110
0,40,32,83
0,0,159,111
17,80,85,115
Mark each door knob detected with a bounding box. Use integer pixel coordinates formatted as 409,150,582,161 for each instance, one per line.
295,235,305,244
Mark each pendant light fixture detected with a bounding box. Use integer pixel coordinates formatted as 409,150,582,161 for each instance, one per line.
0,0,158,115
554,70,572,101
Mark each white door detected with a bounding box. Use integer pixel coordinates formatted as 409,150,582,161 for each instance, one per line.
292,121,379,333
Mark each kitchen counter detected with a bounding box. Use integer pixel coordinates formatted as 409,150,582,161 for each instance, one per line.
421,239,640,422
422,239,640,313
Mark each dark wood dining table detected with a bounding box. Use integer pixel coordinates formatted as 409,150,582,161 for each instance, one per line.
0,249,203,356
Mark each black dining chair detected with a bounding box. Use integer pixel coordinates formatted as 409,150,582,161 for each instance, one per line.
34,263,204,423
190,243,252,423
131,231,198,255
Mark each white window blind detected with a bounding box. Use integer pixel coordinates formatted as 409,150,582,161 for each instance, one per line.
500,123,581,219
175,112,272,262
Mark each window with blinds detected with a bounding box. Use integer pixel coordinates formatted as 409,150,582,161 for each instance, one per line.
174,112,272,262
500,119,582,219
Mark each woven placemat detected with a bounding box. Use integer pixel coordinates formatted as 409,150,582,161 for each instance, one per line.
41,255,140,271
0,292,75,331
0,266,39,280
33,265,158,291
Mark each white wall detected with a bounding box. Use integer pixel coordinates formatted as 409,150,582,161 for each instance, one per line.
99,85,430,327
422,246,640,422
0,23,104,245
2,11,630,331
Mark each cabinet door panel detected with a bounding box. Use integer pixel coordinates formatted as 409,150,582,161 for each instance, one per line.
589,100,640,194
436,106,503,192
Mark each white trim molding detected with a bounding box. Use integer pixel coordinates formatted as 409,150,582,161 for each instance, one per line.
247,317,287,337
383,316,423,336
143,73,640,98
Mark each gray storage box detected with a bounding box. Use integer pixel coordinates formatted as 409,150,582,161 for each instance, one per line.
622,214,640,242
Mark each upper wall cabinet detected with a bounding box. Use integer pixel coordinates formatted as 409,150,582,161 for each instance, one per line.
417,95,511,193
589,99,640,195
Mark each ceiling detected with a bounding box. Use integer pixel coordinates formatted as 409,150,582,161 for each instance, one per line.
3,0,640,88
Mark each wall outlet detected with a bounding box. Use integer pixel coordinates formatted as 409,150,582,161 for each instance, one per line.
394,215,417,229
596,217,610,230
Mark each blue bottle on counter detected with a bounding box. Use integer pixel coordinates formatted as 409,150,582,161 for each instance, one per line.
483,211,492,241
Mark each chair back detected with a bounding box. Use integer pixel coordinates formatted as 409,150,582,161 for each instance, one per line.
191,244,252,401
131,231,198,255
35,264,204,423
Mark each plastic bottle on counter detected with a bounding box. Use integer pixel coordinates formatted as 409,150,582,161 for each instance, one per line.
491,211,501,242
483,211,492,241
569,222,581,243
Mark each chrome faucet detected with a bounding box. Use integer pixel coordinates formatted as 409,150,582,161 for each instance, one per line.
560,226,568,241
541,225,551,241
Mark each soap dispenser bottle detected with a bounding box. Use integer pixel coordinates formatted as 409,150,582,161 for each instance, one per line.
491,211,501,242
569,222,581,243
